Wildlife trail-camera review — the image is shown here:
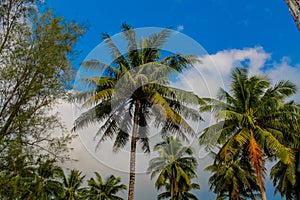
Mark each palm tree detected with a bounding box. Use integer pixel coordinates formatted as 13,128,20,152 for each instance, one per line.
271,107,300,200
83,172,126,200
21,160,64,200
147,136,199,200
157,182,200,200
59,169,86,200
199,67,297,200
206,153,259,200
73,24,202,200
271,152,300,200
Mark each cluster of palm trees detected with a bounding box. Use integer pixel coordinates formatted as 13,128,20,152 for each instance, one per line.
200,68,300,200
73,24,300,200
1,159,127,200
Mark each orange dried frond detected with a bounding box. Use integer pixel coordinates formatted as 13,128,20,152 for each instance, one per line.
248,136,265,189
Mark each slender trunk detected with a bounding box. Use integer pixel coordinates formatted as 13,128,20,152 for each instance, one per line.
170,166,178,200
127,100,140,200
170,168,175,200
256,159,267,200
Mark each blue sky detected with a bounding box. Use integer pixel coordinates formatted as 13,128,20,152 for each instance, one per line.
47,0,299,199
47,0,300,66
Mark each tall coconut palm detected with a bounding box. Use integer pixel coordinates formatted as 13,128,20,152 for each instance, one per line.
147,136,199,200
59,169,86,200
83,172,126,200
199,67,297,200
73,24,202,200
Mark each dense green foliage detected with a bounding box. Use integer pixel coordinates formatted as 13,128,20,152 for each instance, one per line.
0,159,126,200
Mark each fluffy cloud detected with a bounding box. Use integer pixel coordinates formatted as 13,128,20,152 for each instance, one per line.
266,57,300,101
173,46,271,99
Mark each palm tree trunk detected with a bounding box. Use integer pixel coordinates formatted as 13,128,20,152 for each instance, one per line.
254,161,267,200
170,167,177,200
260,186,267,200
128,100,140,200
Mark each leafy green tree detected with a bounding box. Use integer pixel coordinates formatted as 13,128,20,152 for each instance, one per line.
0,1,84,197
200,67,297,200
0,8,83,160
82,172,127,200
148,136,199,200
59,169,86,200
73,24,201,200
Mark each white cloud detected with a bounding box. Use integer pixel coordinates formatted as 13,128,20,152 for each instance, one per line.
266,57,300,101
173,46,271,99
205,47,270,75
176,25,184,32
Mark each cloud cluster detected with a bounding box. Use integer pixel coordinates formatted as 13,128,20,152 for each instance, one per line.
174,47,271,97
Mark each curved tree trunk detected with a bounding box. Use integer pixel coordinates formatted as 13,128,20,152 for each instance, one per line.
128,100,140,200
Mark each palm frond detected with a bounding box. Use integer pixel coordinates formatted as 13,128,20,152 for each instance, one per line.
121,23,137,52
147,28,173,49
80,59,112,71
72,100,111,132
81,88,114,107
161,54,201,72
